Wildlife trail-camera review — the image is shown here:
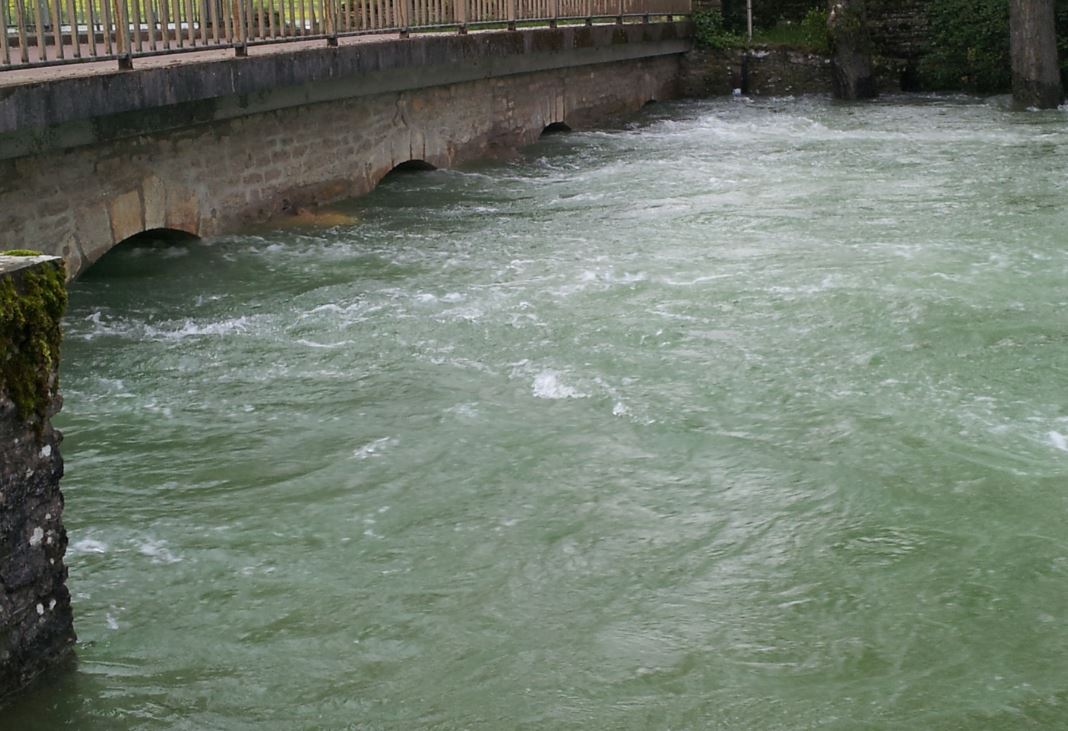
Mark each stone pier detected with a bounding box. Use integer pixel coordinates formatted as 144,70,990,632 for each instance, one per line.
0,253,74,702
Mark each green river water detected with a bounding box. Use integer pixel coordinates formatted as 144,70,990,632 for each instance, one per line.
7,95,1068,729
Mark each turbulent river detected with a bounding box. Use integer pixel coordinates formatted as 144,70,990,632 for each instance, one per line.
9,95,1068,729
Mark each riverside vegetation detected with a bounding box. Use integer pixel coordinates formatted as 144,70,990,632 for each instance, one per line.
696,0,1068,94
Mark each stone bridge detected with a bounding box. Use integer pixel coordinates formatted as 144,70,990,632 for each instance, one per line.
0,22,692,279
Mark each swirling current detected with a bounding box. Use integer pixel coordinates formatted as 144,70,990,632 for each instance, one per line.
8,94,1068,729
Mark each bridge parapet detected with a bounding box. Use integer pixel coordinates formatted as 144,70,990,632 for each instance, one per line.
2,0,689,71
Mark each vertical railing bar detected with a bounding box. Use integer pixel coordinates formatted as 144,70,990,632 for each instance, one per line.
285,0,293,35
131,0,143,52
0,0,9,65
147,0,158,49
256,0,264,37
199,0,207,43
182,0,192,43
14,0,30,63
267,0,276,37
87,0,100,54
63,0,80,56
101,0,113,53
50,0,64,58
221,0,231,42
210,0,219,41
158,0,169,46
32,0,46,61
174,0,182,46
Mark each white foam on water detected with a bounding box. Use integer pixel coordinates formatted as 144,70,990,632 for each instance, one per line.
137,538,182,564
532,371,586,400
296,339,353,349
353,437,398,460
145,317,253,339
70,538,109,555
1049,431,1068,452
78,312,258,341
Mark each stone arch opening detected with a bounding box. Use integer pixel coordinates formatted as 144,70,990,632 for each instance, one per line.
541,122,572,136
79,228,200,279
642,99,658,107
388,159,438,174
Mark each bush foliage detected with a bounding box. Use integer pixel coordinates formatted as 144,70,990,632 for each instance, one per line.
918,0,1011,92
692,9,743,49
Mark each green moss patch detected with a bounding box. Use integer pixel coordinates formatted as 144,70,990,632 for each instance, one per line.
2,249,44,257
0,261,67,426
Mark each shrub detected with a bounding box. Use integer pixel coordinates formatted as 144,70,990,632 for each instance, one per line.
918,0,1010,92
693,9,743,49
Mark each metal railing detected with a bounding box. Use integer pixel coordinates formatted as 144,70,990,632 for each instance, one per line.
2,0,690,69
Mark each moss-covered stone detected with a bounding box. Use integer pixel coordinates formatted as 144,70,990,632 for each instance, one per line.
0,260,68,426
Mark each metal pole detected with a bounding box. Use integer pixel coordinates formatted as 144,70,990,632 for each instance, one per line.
746,0,752,41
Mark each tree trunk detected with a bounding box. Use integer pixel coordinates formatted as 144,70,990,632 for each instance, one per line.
828,0,877,100
1010,0,1062,109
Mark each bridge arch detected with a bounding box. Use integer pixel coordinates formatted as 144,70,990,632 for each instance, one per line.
69,177,203,279
79,228,200,277
541,122,572,136
389,159,437,173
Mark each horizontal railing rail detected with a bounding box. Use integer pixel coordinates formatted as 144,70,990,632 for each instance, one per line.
2,0,689,70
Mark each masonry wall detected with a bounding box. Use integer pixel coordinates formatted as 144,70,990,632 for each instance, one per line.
680,45,832,96
0,26,687,279
0,255,74,701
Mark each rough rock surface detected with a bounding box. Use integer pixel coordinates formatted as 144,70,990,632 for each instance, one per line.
0,254,75,703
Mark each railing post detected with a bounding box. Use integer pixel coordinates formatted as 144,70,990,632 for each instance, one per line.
327,0,339,44
584,0,591,25
235,0,248,54
507,0,515,30
455,0,466,33
116,0,134,68
400,0,412,36
616,0,623,24
549,0,557,27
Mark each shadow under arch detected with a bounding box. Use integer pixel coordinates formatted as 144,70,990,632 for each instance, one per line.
541,122,572,136
79,227,201,280
387,159,438,175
